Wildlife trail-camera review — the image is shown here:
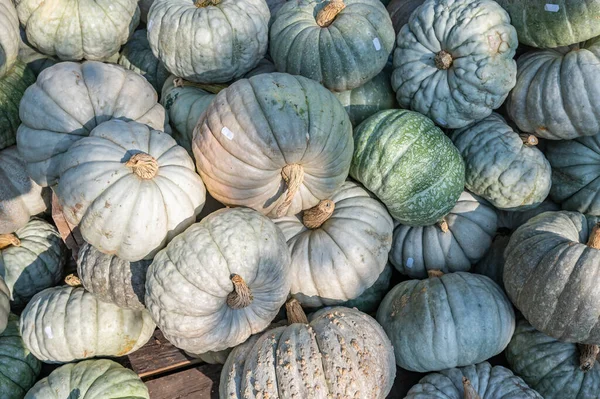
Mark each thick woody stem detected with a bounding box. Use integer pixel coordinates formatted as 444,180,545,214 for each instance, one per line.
437,218,449,233
286,298,309,325
462,377,481,399
519,134,539,146
0,234,20,250
65,274,82,287
434,50,453,70
227,274,253,309
126,153,159,179
579,343,600,371
195,0,221,7
587,223,600,249
316,0,345,27
276,164,305,217
303,200,335,229
173,78,227,94
427,269,445,278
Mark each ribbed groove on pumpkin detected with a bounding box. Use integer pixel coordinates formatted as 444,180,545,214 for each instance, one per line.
434,50,453,70
427,269,445,278
276,164,304,217
519,134,539,146
173,77,227,94
437,218,449,233
125,153,159,179
462,377,481,399
0,234,20,250
303,200,335,229
65,274,82,287
286,298,309,324
316,0,345,27
578,343,599,371
226,274,253,309
587,223,600,249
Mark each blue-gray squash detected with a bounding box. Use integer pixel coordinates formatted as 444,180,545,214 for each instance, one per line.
118,29,169,93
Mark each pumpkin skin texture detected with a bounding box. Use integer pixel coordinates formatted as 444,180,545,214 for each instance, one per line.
24,359,149,399
193,73,353,218
504,211,600,344
0,277,8,333
341,262,392,313
77,242,150,310
220,306,396,399
145,207,292,353
147,0,269,84
377,272,515,372
506,319,600,399
387,0,424,34
274,180,394,308
350,109,465,226
0,0,19,79
0,61,35,151
15,0,139,61
270,0,395,92
392,0,517,129
450,113,552,211
55,120,206,262
20,286,156,363
0,146,47,235
390,191,498,279
17,28,58,76
16,61,168,187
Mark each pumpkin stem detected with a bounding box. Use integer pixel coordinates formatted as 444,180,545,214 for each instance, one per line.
437,218,449,233
227,274,253,309
64,273,82,287
286,298,309,325
126,153,159,179
173,77,227,94
462,377,481,399
427,269,445,278
303,200,335,229
194,0,221,7
316,0,345,27
587,223,600,249
276,164,305,217
0,234,20,250
434,50,453,70
579,343,599,371
519,134,539,146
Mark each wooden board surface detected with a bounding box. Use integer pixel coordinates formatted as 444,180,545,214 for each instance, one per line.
51,191,83,262
146,364,223,399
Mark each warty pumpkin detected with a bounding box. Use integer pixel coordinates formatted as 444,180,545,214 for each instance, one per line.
0,61,35,151
118,29,169,93
0,0,19,79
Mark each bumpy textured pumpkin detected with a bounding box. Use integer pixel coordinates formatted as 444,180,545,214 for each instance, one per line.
17,61,168,187
118,30,169,93
0,61,35,151
25,359,149,399
387,0,424,34
274,181,393,308
451,113,552,210
0,277,8,333
146,208,291,353
55,120,206,262
1,314,41,398
351,109,465,225
377,271,515,372
20,286,155,363
405,361,542,398
147,0,269,83
220,303,396,399
341,262,392,314
78,242,150,310
193,73,353,218
0,146,46,234
0,0,18,79
15,0,139,61
507,39,600,140
0,218,67,309
505,211,600,343
270,0,395,91
391,191,497,278
392,0,517,128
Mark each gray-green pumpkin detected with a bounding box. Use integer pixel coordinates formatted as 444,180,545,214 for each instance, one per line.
17,27,57,76
139,0,154,22
341,262,392,314
118,29,169,93
243,57,276,78
20,286,156,363
270,0,395,91
24,359,149,399
377,271,515,372
0,61,35,151
0,218,67,309
351,109,465,226
504,211,600,344
450,113,552,210
0,0,19,79
0,276,8,333
390,191,497,279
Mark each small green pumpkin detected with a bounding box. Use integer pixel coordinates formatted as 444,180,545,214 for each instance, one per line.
0,277,8,333
0,0,19,78
0,61,35,151
118,29,169,93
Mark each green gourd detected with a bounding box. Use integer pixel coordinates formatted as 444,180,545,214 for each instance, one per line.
0,61,35,151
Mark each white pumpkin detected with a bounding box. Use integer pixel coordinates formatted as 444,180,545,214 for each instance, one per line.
0,0,19,78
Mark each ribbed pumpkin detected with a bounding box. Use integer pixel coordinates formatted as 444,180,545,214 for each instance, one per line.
390,191,498,279
392,0,517,128
0,0,19,79
506,319,600,399
0,218,67,309
351,109,465,226
341,262,392,314
15,0,139,61
504,211,600,343
193,73,353,218
17,61,167,187
387,0,424,34
377,271,515,372
18,28,58,76
24,359,149,399
0,146,46,235
147,0,269,83
118,29,169,93
77,242,150,310
55,120,206,262
405,361,542,399
507,39,600,140
0,277,8,333
0,61,35,151
145,208,291,353
274,180,393,308
450,113,552,210
20,286,156,363
220,301,396,399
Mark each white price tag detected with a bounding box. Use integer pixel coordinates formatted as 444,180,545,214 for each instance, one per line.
545,4,560,12
373,38,382,51
221,127,234,140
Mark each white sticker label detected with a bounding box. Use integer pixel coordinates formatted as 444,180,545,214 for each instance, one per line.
406,258,414,268
437,117,447,126
545,4,559,12
221,126,234,140
45,326,54,339
147,20,153,32
373,38,381,51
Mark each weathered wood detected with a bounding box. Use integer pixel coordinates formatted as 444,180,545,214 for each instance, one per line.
146,364,222,399
51,191,83,261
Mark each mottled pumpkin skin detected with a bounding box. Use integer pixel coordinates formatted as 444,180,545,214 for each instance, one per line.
377,272,515,372
387,0,424,34
392,0,517,128
24,359,149,399
341,262,392,313
391,191,497,278
351,109,465,226
451,113,552,210
0,0,19,79
0,61,35,151
507,320,600,399
193,73,353,218
20,286,156,363
505,211,600,344
220,307,396,399
0,278,8,333
17,61,167,187
118,30,169,93
147,0,269,84
15,0,139,61
406,361,542,398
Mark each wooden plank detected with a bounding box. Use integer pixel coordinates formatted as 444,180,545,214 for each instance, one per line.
146,364,222,399
51,191,83,261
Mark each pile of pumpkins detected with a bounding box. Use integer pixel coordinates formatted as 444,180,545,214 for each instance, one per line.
1,0,600,397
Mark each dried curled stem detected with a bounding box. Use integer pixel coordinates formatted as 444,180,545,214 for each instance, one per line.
587,223,600,249
462,377,481,399
276,164,304,217
519,134,539,146
316,0,345,27
65,274,82,287
579,343,600,371
434,50,453,70
173,77,227,94
0,234,21,250
286,298,309,325
227,274,253,309
126,153,159,179
437,218,449,233
303,200,335,229
427,269,445,278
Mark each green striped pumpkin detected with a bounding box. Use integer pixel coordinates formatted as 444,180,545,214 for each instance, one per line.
0,61,35,151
